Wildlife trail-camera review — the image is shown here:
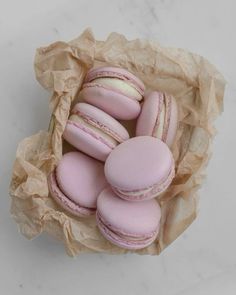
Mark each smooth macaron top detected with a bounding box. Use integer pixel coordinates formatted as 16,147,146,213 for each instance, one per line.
104,136,174,191
71,103,129,142
97,187,161,236
56,152,107,208
84,66,145,94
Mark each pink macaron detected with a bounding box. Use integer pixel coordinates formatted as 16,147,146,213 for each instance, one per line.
80,66,145,120
96,187,161,250
48,151,107,217
105,136,175,201
136,91,178,147
63,103,130,162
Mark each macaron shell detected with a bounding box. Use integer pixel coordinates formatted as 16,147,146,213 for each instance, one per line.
56,152,107,208
111,162,175,201
105,136,174,191
97,187,161,236
97,212,159,250
165,95,178,147
80,86,141,120
136,92,163,136
72,103,129,142
48,171,95,217
136,91,178,147
63,122,112,161
84,66,145,93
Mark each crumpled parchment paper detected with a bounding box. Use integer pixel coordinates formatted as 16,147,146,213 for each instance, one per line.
10,29,226,256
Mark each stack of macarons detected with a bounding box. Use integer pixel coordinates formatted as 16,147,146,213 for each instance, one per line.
48,66,178,250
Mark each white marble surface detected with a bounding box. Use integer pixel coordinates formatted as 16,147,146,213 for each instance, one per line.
1,0,236,294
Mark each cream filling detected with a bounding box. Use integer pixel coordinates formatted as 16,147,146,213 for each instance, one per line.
97,213,156,242
69,114,118,146
152,104,165,139
114,161,175,199
93,77,142,100
115,186,154,197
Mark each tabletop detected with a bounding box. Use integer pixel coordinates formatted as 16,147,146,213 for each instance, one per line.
1,0,236,294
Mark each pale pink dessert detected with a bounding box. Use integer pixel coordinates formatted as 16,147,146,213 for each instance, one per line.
136,91,178,147
104,136,175,201
80,66,145,120
96,187,161,250
48,152,107,217
63,103,129,162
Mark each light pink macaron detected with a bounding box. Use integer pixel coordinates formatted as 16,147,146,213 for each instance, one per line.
80,66,145,120
48,152,107,217
136,91,178,147
96,187,161,250
105,136,175,201
63,103,129,162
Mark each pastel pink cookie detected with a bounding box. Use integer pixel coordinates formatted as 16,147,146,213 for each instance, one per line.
105,136,175,201
96,187,161,250
80,66,145,120
48,152,107,217
136,91,178,147
63,103,129,162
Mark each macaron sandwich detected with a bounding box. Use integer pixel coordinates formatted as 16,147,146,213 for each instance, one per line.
80,67,145,120
96,188,161,250
136,91,178,147
48,66,178,250
63,103,129,161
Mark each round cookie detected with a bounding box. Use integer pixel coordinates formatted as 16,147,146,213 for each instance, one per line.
136,91,178,147
96,187,161,249
104,136,175,201
63,103,129,161
80,66,145,120
48,151,107,217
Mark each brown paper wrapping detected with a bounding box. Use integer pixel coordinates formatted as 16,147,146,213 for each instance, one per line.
9,29,225,256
